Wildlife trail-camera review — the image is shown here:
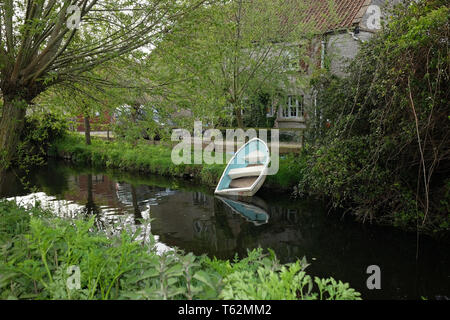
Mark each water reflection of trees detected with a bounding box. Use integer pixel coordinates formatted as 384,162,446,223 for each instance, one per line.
131,185,143,225
84,174,100,215
82,174,103,230
5,169,328,264
147,192,309,261
8,164,450,299
192,192,209,206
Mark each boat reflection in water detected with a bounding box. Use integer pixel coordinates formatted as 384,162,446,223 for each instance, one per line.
215,195,269,226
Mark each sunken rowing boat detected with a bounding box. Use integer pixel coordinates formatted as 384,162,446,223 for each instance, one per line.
214,138,270,197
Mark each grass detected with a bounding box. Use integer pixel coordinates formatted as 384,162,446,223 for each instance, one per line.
49,133,306,192
0,200,362,300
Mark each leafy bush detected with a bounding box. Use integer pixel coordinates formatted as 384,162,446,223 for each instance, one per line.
220,262,361,300
0,201,44,242
204,248,361,300
303,1,450,233
270,151,309,189
16,113,67,168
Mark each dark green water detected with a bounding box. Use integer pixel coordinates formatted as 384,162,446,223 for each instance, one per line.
1,160,449,300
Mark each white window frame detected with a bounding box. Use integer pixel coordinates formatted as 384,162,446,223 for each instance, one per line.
282,95,303,118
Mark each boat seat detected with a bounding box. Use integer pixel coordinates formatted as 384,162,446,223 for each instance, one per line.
229,177,258,189
228,165,265,180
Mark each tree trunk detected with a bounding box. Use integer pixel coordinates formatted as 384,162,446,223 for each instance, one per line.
0,97,28,194
0,97,27,171
84,114,91,145
235,106,244,128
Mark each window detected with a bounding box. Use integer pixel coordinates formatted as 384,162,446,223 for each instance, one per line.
282,95,303,118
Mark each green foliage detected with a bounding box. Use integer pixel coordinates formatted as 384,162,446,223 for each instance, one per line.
16,113,67,168
220,263,361,300
0,201,47,243
203,248,281,277
242,91,276,128
0,201,362,300
269,152,308,189
0,0,207,175
205,249,360,300
302,1,450,234
313,277,362,300
220,261,312,300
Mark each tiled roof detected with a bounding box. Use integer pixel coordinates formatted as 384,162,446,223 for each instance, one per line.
302,0,371,33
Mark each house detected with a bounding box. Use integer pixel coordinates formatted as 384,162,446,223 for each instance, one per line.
269,0,401,132
73,1,400,136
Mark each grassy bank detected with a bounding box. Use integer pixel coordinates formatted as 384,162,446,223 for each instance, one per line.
47,134,449,236
49,133,304,192
0,200,361,300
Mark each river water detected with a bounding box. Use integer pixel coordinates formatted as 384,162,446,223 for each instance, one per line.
1,160,449,300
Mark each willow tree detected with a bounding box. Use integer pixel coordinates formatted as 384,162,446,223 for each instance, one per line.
0,0,205,173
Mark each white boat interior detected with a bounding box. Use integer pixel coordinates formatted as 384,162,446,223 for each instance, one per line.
215,139,270,196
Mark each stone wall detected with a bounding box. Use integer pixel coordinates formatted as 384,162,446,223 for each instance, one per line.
326,31,374,77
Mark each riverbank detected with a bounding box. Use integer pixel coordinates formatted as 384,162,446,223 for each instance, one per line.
47,134,450,238
0,200,361,300
74,130,305,154
49,133,305,192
